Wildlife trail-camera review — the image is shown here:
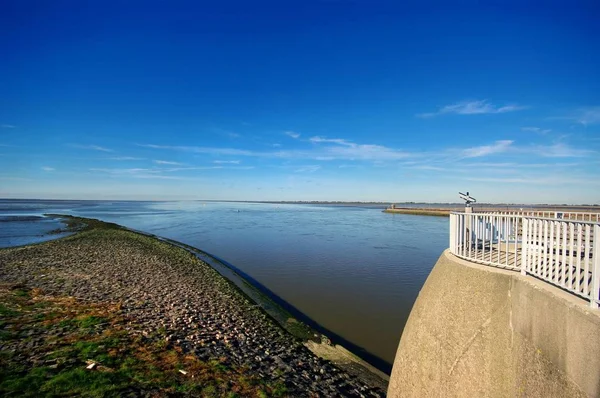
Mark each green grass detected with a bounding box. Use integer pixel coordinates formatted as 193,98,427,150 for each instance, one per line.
44,214,124,236
0,285,290,397
0,304,19,317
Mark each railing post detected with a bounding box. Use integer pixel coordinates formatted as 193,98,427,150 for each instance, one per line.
521,217,528,275
591,224,600,309
449,213,456,254
465,207,472,251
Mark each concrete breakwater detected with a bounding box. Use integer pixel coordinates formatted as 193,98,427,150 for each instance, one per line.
0,216,387,396
383,208,453,217
388,250,600,397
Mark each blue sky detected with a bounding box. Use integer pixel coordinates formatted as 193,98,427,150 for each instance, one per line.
1,1,599,203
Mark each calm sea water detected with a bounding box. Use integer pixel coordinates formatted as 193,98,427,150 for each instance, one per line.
0,199,448,367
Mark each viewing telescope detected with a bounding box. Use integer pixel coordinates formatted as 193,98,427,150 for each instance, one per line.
459,191,476,207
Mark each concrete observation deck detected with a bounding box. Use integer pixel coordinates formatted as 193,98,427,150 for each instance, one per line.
388,211,600,397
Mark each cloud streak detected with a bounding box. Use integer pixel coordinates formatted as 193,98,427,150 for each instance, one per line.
466,176,600,186
139,135,592,169
41,166,55,171
72,144,114,152
284,131,301,139
417,100,527,118
295,165,321,173
214,160,240,164
154,160,184,165
309,136,354,146
89,168,184,180
462,140,513,158
109,156,144,161
529,143,594,158
574,106,600,126
521,127,551,135
139,139,413,161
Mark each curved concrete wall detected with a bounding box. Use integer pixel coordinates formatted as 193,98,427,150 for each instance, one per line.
388,250,600,397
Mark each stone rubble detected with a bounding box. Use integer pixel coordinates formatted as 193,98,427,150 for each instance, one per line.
0,229,386,397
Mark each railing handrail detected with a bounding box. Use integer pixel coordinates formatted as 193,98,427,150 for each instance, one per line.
450,212,600,225
449,212,600,308
482,210,600,215
474,210,600,223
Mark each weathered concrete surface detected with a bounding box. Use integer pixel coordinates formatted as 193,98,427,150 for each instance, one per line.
388,250,600,398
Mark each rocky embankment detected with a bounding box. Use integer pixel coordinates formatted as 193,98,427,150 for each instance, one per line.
0,218,385,397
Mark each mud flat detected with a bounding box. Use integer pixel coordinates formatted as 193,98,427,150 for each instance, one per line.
0,216,386,397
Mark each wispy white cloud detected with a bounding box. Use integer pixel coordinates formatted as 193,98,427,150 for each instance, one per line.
213,160,240,164
89,168,184,180
90,167,158,174
328,143,411,160
417,100,527,118
108,156,144,161
409,165,447,171
465,176,600,186
153,160,184,165
462,161,581,168
140,141,411,162
72,144,114,152
309,136,354,146
551,106,600,126
139,144,257,157
163,166,223,171
284,131,301,139
139,136,590,166
89,164,253,180
309,136,412,160
521,127,551,135
529,142,594,158
574,106,600,126
315,156,335,161
295,165,321,173
41,166,55,171
1,124,16,129
462,140,513,158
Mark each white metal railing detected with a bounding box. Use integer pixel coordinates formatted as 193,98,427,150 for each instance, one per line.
481,211,600,223
449,212,600,308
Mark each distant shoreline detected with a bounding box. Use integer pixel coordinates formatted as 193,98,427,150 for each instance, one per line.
1,198,598,208
383,208,452,217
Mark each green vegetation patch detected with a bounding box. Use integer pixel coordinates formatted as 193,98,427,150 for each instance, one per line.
44,214,123,235
0,284,287,397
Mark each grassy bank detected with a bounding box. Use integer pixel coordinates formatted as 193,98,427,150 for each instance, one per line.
0,284,284,397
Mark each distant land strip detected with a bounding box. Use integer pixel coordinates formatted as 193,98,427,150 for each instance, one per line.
383,208,453,217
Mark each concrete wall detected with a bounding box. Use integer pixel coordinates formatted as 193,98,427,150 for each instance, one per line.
388,250,600,398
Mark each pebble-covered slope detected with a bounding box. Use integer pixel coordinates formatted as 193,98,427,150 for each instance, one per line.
0,226,385,397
